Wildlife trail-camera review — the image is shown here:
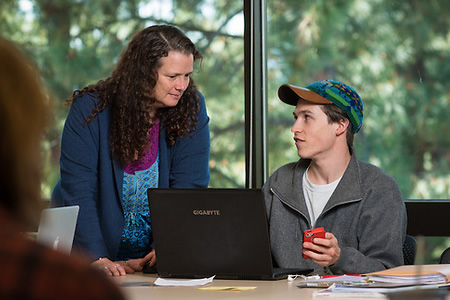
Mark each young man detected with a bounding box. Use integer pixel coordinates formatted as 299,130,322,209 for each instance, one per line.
263,79,406,275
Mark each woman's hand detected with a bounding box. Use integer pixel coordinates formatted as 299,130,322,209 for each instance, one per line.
93,257,127,277
142,249,157,268
123,249,157,272
92,249,157,276
302,232,341,267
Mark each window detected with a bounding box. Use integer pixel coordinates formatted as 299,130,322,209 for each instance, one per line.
266,1,449,200
2,0,246,192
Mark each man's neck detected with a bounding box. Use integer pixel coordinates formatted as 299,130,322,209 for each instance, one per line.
307,147,351,185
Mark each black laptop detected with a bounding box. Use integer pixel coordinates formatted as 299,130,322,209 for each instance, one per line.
147,188,312,280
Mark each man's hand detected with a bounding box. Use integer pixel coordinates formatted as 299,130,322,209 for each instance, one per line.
302,232,340,266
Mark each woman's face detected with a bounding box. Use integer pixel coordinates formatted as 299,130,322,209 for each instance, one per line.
152,51,194,112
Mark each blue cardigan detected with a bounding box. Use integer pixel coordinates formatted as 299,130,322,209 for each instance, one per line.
52,92,210,260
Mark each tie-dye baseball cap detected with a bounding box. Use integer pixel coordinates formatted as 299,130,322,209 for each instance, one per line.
278,79,364,133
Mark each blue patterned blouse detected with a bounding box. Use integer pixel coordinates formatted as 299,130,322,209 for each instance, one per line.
117,156,159,260
117,120,160,260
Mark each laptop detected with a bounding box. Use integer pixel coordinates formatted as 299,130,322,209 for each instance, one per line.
147,188,312,280
36,205,79,254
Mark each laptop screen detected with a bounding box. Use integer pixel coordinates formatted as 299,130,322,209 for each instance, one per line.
148,188,278,279
36,206,79,254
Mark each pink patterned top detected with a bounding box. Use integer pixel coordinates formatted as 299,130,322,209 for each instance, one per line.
124,119,160,175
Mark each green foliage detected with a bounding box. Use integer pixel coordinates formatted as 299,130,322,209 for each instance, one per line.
423,236,450,264
2,0,247,191
2,0,448,195
267,0,450,200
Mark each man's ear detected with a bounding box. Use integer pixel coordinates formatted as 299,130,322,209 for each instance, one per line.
336,118,349,136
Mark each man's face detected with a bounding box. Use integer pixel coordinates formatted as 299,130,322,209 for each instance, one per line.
291,99,339,160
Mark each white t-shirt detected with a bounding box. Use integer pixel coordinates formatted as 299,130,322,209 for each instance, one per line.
303,169,341,227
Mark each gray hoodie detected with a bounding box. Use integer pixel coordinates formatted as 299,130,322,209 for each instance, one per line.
263,151,407,275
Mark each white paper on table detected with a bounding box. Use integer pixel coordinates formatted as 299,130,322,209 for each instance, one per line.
367,274,447,284
154,276,215,287
313,282,450,298
299,275,368,284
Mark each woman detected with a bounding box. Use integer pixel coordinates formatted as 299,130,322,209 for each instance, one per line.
52,25,210,276
0,36,124,299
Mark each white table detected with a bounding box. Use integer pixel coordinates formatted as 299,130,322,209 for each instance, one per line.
114,272,436,300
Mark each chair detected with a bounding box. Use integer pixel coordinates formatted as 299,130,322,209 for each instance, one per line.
439,247,450,264
402,234,416,265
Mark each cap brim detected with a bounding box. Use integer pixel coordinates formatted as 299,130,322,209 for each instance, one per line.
278,84,332,105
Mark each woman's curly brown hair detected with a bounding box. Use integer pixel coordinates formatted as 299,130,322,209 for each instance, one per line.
67,25,203,164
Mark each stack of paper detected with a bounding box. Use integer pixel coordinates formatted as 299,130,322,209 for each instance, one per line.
314,282,448,298
313,265,450,298
366,264,450,285
367,273,447,285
